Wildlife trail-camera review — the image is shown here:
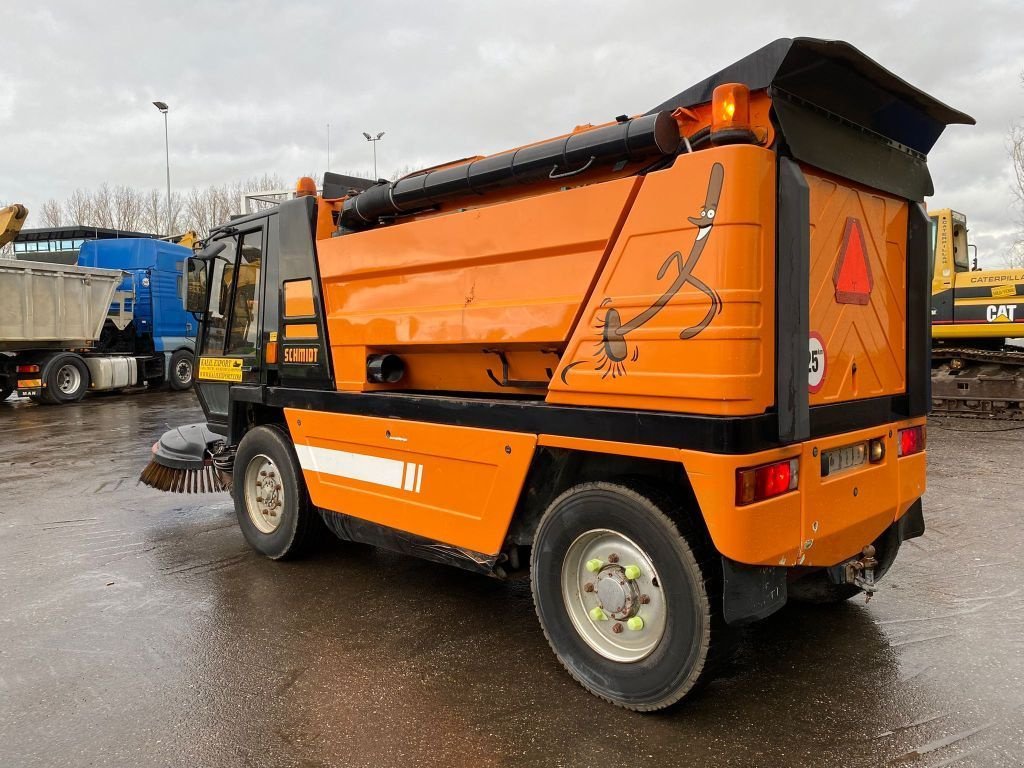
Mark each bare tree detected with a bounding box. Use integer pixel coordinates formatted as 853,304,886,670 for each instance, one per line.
141,189,163,234
113,185,143,231
40,199,63,227
91,183,114,229
64,188,93,225
1009,121,1024,269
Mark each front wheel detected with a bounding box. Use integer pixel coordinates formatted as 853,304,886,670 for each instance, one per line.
531,482,727,711
168,350,194,391
233,426,320,560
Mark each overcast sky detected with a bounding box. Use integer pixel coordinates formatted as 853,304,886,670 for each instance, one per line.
2,1,1022,265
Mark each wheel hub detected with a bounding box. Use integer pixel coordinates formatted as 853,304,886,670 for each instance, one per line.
244,454,284,534
561,529,667,662
595,567,639,620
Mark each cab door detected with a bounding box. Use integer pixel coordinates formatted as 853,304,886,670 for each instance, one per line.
195,225,266,430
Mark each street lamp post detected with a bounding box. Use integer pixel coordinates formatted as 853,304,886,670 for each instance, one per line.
362,131,385,179
152,101,171,236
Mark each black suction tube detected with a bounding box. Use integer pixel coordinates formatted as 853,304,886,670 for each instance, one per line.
341,111,680,229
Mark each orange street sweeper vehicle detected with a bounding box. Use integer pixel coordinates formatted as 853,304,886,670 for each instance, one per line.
141,38,972,710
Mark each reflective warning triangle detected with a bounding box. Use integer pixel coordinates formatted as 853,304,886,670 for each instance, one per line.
833,217,873,305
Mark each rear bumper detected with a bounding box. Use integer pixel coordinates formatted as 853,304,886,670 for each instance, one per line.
682,416,927,567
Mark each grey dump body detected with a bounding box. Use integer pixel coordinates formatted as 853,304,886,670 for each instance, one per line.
0,259,124,352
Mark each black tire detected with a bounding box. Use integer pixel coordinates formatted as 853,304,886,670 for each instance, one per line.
168,350,194,391
42,354,90,404
531,481,728,711
0,383,12,402
233,425,319,560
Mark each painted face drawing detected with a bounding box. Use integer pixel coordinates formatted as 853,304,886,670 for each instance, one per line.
563,162,725,382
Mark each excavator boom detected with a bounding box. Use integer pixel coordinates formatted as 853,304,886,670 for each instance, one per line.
0,204,29,250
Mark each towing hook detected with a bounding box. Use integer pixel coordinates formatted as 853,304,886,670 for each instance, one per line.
851,544,879,603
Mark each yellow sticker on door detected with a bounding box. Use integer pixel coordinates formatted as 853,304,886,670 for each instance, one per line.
198,357,244,382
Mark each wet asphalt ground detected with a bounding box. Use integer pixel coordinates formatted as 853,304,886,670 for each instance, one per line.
1,390,1022,768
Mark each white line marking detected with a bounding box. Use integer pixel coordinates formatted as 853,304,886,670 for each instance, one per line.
295,443,422,493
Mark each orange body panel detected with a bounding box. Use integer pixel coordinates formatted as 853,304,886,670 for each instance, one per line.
548,145,776,416
805,169,908,404
283,278,316,318
316,178,641,391
285,408,536,555
284,323,319,339
283,412,926,565
536,420,925,566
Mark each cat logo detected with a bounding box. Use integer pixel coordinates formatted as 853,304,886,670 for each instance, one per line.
283,346,319,364
986,304,1017,323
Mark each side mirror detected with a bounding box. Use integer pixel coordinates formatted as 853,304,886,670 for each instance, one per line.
185,257,208,314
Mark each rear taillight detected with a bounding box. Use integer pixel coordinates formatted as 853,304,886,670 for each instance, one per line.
736,458,799,506
16,364,39,373
897,425,926,457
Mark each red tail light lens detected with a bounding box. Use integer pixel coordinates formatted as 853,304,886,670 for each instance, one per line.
736,458,799,506
16,364,39,373
897,425,926,457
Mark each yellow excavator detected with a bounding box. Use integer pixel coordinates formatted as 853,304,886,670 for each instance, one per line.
929,208,1024,416
0,204,29,250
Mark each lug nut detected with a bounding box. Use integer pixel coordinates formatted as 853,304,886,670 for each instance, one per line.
585,558,603,573
612,623,623,634
639,594,650,605
583,582,595,593
607,553,619,564
589,606,609,622
624,565,641,580
626,616,644,631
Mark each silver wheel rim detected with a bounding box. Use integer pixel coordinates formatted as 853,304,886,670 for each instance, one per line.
56,364,82,395
243,454,285,534
561,528,666,662
174,358,192,384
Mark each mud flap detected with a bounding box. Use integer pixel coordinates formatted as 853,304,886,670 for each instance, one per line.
721,558,787,626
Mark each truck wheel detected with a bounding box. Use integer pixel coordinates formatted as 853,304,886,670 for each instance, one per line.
531,482,727,711
43,354,90,404
233,426,318,560
168,350,194,391
0,384,12,402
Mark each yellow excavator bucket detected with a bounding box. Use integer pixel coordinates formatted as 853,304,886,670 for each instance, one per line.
0,204,29,249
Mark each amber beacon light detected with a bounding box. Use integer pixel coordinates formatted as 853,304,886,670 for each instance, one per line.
711,82,754,145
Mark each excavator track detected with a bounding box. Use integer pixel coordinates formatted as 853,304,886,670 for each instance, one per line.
931,347,1024,419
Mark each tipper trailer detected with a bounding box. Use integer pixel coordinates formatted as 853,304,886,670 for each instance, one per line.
0,238,196,403
141,38,972,710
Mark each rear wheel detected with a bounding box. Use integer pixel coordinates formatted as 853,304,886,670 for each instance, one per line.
233,425,319,560
531,481,727,711
43,354,90,404
168,350,194,391
0,383,12,402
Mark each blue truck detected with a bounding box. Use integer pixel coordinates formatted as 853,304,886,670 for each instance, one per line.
0,238,196,404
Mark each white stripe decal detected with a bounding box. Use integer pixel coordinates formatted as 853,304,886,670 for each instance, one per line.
295,443,422,493
415,464,423,493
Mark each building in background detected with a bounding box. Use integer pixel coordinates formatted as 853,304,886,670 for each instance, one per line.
9,226,159,265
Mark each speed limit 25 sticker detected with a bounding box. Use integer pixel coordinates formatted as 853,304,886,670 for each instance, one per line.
808,331,827,393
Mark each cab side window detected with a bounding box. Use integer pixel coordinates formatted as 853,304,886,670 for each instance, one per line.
200,236,238,355
226,230,264,355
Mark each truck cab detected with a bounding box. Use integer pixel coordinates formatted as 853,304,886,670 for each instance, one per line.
78,238,197,389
